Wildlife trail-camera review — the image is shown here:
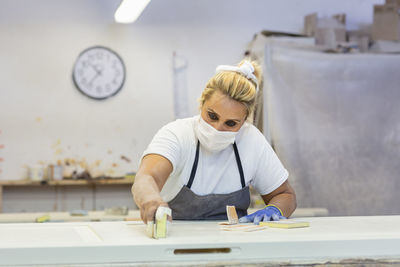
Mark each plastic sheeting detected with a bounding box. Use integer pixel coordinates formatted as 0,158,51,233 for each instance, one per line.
262,40,400,216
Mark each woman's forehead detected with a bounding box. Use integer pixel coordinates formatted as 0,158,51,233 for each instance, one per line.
204,91,246,119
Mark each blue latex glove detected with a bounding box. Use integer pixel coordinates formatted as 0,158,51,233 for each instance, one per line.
239,205,286,225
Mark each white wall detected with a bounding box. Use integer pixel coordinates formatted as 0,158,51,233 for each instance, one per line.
0,0,383,212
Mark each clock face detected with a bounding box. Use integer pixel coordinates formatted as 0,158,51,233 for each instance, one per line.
72,46,126,100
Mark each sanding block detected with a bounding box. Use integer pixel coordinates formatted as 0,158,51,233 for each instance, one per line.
226,205,239,224
35,214,50,223
146,206,171,239
219,205,239,226
260,220,310,229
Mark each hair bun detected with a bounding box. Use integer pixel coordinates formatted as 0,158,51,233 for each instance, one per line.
216,60,259,91
238,60,262,85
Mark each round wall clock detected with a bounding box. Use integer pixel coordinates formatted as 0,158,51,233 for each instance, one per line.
72,46,126,100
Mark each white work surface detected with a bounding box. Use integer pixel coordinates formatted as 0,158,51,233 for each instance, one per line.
0,208,328,223
1,216,400,266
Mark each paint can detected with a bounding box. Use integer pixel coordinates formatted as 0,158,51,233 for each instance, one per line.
29,165,44,181
48,164,63,180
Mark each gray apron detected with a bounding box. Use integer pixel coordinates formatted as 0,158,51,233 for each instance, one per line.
168,141,251,220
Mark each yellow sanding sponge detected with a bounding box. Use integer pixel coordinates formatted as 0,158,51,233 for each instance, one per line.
155,213,168,238
260,220,310,229
35,214,50,223
146,206,171,239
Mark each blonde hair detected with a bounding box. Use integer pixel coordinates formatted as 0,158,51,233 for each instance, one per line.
200,60,262,118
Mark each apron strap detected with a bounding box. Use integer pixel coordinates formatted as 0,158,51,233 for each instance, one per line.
187,141,200,189
187,141,246,189
233,142,246,188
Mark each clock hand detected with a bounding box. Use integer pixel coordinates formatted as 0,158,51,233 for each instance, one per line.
89,63,102,76
89,62,97,71
88,72,100,85
96,65,104,76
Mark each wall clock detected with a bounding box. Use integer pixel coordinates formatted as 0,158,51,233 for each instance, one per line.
72,46,126,100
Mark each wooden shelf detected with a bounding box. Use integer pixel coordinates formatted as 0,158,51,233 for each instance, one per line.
0,177,134,186
0,177,135,212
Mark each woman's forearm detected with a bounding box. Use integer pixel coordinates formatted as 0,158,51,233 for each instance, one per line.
267,192,297,218
261,180,297,218
132,174,164,209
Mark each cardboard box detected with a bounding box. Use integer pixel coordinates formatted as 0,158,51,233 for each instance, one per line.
385,0,400,5
305,13,346,49
372,4,400,41
304,13,317,36
314,17,346,49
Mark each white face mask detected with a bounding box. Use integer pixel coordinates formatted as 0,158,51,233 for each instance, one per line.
195,116,238,152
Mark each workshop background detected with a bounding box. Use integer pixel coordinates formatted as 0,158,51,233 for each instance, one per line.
0,0,399,215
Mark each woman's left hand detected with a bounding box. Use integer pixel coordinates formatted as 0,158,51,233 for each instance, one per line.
239,205,286,224
240,180,296,224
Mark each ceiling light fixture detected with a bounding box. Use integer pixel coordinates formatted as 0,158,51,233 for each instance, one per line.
114,0,151,24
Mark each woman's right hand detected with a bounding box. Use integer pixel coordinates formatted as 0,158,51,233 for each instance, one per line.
132,154,173,224
140,200,169,224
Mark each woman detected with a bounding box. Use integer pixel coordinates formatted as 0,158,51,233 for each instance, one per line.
132,60,296,224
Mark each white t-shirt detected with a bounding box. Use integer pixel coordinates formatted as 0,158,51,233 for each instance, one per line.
142,115,288,202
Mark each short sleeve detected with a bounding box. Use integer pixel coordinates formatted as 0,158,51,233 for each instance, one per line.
251,140,289,195
141,123,182,172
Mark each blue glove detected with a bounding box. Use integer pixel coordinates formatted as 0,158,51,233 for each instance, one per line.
239,204,286,225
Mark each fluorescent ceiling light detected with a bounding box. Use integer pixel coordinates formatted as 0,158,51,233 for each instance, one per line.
114,0,151,24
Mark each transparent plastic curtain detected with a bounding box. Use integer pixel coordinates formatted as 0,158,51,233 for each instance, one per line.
263,45,400,216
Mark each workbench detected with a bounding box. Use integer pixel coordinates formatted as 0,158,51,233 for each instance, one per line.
1,215,399,266
0,208,328,223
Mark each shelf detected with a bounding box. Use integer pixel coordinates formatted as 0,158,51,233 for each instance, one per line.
0,177,135,212
0,177,134,186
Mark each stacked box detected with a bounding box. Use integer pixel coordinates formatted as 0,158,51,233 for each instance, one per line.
372,0,400,41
